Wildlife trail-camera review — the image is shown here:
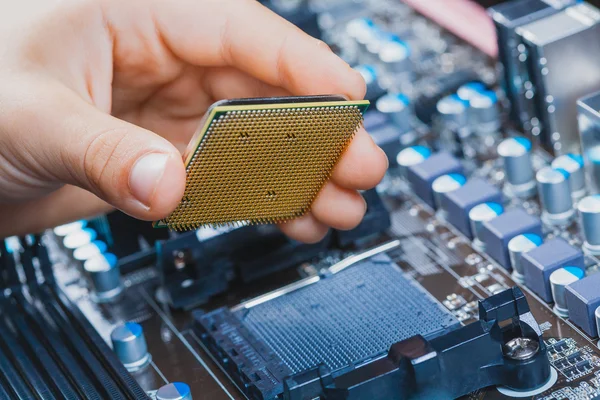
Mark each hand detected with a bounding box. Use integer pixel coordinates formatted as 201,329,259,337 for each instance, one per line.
0,0,387,242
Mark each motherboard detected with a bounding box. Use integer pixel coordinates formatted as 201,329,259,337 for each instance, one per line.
4,0,600,399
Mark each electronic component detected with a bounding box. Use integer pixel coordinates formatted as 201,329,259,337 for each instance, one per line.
498,136,536,198
156,383,192,400
516,2,600,154
550,266,585,317
53,220,87,237
72,240,108,264
551,154,586,199
578,91,600,193
378,36,412,76
110,322,151,372
194,254,459,399
396,145,431,178
508,233,543,283
469,90,501,136
355,65,385,101
536,166,574,226
84,253,122,303
431,173,466,211
565,272,600,336
480,208,543,269
488,0,562,132
578,195,600,255
440,178,503,238
435,94,468,129
469,202,504,251
522,238,584,302
406,152,464,208
156,95,369,230
63,227,97,250
375,93,412,133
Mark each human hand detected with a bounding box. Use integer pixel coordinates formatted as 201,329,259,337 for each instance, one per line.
0,0,387,242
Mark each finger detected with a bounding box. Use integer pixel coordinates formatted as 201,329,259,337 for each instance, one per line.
331,127,388,190
149,0,366,99
203,67,291,101
0,185,112,238
4,78,186,221
310,182,366,231
277,212,329,244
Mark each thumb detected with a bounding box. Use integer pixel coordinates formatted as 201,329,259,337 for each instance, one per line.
5,81,186,220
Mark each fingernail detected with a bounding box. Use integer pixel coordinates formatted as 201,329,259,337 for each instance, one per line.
129,153,169,207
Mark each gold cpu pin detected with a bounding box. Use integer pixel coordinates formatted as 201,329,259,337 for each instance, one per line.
155,95,370,231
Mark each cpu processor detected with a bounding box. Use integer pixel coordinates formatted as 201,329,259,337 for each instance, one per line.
156,95,370,230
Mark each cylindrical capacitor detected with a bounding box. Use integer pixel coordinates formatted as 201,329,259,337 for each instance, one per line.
431,173,466,212
53,220,87,237
577,195,600,255
508,233,543,283
469,90,501,135
396,145,431,178
376,93,412,134
111,322,151,372
156,382,192,400
536,166,574,226
550,266,585,317
378,36,412,75
346,18,377,50
469,202,504,251
436,94,469,129
63,228,97,251
551,154,586,200
84,253,122,302
497,137,536,198
456,82,486,103
73,240,108,264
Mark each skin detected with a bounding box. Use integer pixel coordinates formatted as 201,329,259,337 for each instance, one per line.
0,0,389,243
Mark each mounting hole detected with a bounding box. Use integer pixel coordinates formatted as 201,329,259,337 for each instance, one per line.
496,367,557,398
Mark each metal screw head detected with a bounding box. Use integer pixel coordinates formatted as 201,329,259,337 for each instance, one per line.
503,337,539,361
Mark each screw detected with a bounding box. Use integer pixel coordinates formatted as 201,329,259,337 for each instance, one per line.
503,337,539,361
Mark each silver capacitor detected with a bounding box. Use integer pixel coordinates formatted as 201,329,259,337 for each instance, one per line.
378,36,412,76
469,202,504,251
436,94,469,130
550,266,585,318
551,154,586,200
432,173,466,214
376,93,412,134
497,137,536,198
84,253,122,302
396,145,431,179
578,195,600,255
536,166,574,226
111,322,151,372
156,382,192,400
508,233,543,283
469,90,501,136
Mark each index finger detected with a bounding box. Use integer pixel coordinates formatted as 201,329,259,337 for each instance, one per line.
151,0,366,100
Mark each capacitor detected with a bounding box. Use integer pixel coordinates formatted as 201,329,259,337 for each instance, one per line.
378,36,412,75
431,173,466,212
354,64,383,101
396,145,431,178
110,322,151,372
346,18,377,49
508,233,543,283
469,202,504,251
63,228,97,250
156,382,192,400
550,266,585,318
551,153,586,200
375,93,412,133
53,220,87,237
435,94,469,129
536,166,574,226
73,240,108,263
577,195,600,255
456,82,487,103
84,253,122,302
497,137,536,198
468,90,501,135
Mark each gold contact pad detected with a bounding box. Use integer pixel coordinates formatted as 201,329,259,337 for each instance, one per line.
160,102,367,230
